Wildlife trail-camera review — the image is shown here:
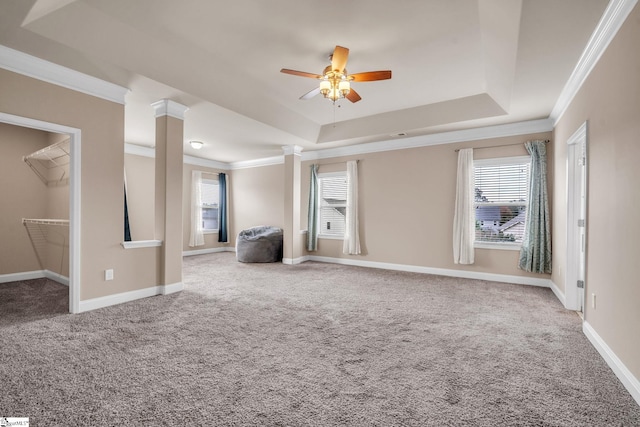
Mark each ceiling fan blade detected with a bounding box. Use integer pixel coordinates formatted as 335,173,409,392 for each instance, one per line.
280,68,323,79
349,70,392,82
346,88,361,103
331,46,349,73
300,87,321,100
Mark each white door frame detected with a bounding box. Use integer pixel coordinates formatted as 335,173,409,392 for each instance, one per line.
565,121,588,312
0,112,81,314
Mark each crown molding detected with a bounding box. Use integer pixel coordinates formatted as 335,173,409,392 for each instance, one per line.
183,154,229,170
301,119,553,161
0,44,128,104
125,119,552,170
125,143,231,170
282,145,303,156
550,0,638,124
223,119,553,167
151,99,189,119
229,155,284,170
124,143,155,158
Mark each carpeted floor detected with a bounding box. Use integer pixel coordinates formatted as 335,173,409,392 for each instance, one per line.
1,252,639,426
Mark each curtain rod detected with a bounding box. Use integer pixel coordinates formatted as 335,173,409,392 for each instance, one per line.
454,140,550,152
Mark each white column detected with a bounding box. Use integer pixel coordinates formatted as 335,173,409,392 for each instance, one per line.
282,145,303,264
151,99,188,292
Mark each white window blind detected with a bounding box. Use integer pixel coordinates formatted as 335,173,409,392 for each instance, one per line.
318,173,347,238
201,178,219,231
474,156,530,245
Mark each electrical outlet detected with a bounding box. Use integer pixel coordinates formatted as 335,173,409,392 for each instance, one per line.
105,269,114,281
592,293,596,309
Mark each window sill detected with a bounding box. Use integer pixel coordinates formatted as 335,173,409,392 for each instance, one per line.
475,242,522,251
203,230,219,234
121,240,162,249
318,234,344,240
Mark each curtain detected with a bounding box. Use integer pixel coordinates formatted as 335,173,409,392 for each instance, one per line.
453,148,475,264
124,186,131,242
519,140,552,273
343,160,361,255
218,172,228,243
307,164,319,251
188,170,205,247
124,171,131,242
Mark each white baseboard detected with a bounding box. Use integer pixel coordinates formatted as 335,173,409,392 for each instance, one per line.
583,321,640,406
548,280,566,307
0,270,69,286
305,256,552,288
44,270,69,286
78,283,182,313
0,270,46,283
282,256,309,265
183,246,235,257
160,281,183,295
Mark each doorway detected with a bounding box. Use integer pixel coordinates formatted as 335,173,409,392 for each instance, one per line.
0,112,81,313
566,121,587,314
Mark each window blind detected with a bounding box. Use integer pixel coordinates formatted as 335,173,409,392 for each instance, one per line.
201,178,219,207
474,157,530,244
474,162,529,204
201,178,219,230
318,174,347,237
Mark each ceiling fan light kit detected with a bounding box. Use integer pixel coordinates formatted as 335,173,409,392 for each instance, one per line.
319,71,351,101
281,45,391,104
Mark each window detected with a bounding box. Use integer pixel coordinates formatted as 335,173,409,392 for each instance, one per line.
474,156,530,247
201,177,219,232
318,172,347,239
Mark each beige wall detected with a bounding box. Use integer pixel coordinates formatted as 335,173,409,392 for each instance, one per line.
182,163,231,252
125,154,235,252
0,68,158,300
0,123,50,274
552,4,640,379
230,164,284,247
301,132,552,279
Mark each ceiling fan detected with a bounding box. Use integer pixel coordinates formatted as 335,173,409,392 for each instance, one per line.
281,45,392,103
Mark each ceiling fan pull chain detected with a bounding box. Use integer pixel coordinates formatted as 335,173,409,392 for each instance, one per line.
333,101,336,127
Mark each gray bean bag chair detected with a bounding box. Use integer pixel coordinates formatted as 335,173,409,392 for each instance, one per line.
236,226,283,263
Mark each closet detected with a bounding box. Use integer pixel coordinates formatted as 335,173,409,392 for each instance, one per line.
0,123,70,283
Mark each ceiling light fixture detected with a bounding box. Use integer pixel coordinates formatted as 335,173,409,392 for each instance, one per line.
189,140,204,150
281,46,391,104
319,66,351,102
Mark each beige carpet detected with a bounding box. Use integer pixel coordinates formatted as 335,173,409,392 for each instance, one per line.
1,252,639,426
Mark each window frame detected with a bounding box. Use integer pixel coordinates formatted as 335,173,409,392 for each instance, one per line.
201,176,220,234
316,171,347,240
473,155,530,251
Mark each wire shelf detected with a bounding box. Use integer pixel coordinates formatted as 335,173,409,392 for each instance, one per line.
23,138,70,185
22,218,70,226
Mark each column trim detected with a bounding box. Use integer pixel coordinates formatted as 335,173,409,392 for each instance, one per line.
151,99,189,120
282,145,303,156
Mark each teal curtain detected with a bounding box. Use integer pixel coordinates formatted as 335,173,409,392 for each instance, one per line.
124,185,131,242
218,173,228,243
519,140,552,273
307,164,319,251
